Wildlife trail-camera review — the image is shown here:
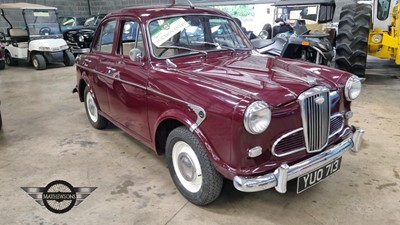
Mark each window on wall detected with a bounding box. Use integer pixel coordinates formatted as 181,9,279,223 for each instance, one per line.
377,0,391,20
94,20,116,53
118,20,144,56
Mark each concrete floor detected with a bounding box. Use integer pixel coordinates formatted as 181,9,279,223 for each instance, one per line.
0,58,399,225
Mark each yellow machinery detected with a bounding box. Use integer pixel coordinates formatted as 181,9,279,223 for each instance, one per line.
336,0,400,76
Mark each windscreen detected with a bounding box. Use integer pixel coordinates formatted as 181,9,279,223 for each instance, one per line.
148,15,251,58
276,5,319,22
24,10,61,37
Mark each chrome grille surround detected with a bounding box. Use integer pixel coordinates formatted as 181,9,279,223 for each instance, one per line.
298,86,331,153
272,114,345,157
271,128,305,157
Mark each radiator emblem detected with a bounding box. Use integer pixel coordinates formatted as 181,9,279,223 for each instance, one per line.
315,96,325,105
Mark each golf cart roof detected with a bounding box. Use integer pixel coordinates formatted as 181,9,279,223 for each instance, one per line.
0,2,57,10
274,0,335,6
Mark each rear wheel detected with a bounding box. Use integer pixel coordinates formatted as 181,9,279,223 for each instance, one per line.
5,52,18,66
63,50,75,66
166,126,223,205
32,54,46,70
0,60,5,70
84,86,108,129
335,4,371,77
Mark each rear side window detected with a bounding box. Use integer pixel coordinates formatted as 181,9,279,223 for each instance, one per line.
93,20,117,53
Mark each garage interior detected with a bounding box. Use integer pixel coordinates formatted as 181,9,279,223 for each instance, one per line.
0,0,400,224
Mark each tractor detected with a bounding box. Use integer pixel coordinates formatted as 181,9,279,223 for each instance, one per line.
336,0,400,76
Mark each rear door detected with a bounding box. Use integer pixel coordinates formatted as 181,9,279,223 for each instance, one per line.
89,19,119,116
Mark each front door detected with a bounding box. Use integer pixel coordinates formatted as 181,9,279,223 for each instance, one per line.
107,19,151,141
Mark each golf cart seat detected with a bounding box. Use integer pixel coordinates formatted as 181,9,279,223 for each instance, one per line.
7,28,29,47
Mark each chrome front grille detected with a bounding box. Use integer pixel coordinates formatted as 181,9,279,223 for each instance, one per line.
272,113,344,157
298,86,331,153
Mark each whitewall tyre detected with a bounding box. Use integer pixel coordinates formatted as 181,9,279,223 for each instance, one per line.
166,126,223,205
84,86,108,129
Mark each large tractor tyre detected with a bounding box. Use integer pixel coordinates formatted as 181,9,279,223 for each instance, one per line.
335,4,371,77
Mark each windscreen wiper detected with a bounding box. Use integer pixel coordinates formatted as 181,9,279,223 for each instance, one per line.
157,45,207,57
190,41,235,51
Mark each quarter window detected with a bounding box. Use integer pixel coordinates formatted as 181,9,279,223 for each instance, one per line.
94,20,116,53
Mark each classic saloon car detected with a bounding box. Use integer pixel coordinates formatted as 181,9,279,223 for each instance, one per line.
63,14,106,55
74,5,364,205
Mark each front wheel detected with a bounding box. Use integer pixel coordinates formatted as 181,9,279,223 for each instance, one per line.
166,126,223,205
84,86,108,129
335,4,371,76
63,50,75,66
32,54,46,70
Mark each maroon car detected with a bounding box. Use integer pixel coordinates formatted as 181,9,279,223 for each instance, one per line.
74,5,365,205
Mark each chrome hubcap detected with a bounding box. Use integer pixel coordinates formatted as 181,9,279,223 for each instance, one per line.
178,153,196,181
86,91,98,122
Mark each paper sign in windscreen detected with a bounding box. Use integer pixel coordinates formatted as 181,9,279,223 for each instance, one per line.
151,17,190,47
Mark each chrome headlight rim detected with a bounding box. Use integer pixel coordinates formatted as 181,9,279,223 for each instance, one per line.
244,101,272,135
345,75,362,101
78,34,85,43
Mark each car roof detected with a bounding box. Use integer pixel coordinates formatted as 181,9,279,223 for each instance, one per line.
0,2,57,10
104,4,231,23
274,0,335,6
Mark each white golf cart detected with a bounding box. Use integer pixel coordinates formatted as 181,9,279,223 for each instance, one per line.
0,3,74,70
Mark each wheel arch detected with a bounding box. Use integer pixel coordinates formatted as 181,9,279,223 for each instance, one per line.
78,78,87,102
153,109,211,156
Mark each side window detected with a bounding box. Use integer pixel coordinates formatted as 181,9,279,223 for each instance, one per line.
118,20,144,56
93,20,117,53
377,0,391,20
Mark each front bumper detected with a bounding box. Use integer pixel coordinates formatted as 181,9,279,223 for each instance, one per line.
233,127,364,193
70,46,90,54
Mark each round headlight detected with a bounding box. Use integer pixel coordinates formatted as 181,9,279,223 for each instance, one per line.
244,101,271,135
78,34,84,42
345,75,362,101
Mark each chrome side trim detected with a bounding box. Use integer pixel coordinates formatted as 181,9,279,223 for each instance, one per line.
271,128,306,157
77,64,207,131
187,104,207,132
234,133,360,193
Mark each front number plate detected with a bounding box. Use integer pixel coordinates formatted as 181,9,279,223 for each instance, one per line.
297,157,342,193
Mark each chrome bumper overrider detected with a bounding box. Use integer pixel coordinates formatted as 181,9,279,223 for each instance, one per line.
233,127,365,193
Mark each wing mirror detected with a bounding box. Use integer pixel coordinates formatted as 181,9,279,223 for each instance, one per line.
129,48,143,62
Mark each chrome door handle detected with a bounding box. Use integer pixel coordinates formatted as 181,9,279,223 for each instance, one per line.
84,59,92,63
106,66,116,72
